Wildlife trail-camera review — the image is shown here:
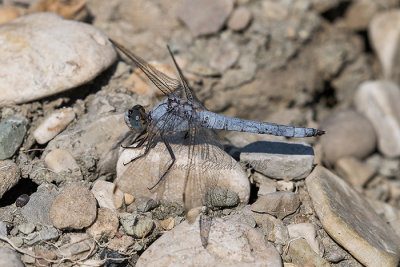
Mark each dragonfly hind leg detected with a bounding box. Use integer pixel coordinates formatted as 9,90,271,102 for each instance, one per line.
147,134,176,190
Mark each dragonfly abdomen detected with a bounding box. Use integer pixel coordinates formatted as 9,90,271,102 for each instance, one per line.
199,111,324,137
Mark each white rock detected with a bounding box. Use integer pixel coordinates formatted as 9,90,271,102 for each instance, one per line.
369,10,400,80
116,137,250,210
287,223,321,255
136,217,282,267
0,13,117,106
91,180,124,210
355,80,400,157
240,140,314,180
34,108,75,144
44,149,81,177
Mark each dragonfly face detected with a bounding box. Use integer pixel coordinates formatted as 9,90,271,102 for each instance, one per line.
125,105,148,133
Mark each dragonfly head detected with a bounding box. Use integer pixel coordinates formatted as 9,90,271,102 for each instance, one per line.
125,105,148,133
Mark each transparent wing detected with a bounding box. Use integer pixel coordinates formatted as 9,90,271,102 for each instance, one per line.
110,39,182,98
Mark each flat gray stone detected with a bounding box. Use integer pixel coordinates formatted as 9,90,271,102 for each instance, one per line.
240,141,314,180
0,13,116,105
21,184,59,226
0,160,20,198
251,191,300,219
0,247,24,267
176,0,233,37
136,217,282,267
355,80,400,157
306,166,400,266
0,115,27,160
25,227,59,246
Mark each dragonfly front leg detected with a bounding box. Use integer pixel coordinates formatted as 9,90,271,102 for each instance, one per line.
122,141,151,166
121,130,148,149
148,134,176,190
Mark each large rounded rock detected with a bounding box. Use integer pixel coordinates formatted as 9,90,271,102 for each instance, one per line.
50,183,97,230
320,110,376,166
0,13,116,105
136,217,282,267
355,80,400,157
116,136,250,211
369,10,400,82
0,160,20,199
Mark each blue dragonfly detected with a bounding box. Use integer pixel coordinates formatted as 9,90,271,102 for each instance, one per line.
110,39,324,245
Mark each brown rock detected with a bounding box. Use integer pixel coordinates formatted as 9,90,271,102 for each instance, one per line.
50,183,97,230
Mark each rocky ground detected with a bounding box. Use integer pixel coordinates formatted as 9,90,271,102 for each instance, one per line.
0,0,400,266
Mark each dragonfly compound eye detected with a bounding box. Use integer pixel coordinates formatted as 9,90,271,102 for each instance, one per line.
125,105,148,132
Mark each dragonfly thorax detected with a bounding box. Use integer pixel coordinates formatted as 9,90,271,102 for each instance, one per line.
125,105,149,133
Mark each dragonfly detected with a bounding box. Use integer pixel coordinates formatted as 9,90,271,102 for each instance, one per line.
110,39,325,247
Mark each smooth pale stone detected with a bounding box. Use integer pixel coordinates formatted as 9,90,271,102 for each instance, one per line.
0,13,116,106
34,108,75,144
306,166,400,267
44,149,81,177
0,6,20,24
367,199,400,238
50,183,97,230
44,113,126,164
320,110,376,165
136,217,282,267
369,10,400,81
282,238,330,267
355,80,400,157
124,193,135,205
335,157,376,187
287,223,321,255
240,141,314,180
227,7,252,31
91,180,124,210
176,0,233,37
116,136,250,210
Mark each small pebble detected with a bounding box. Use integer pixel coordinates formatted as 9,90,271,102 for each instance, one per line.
0,6,19,24
160,217,175,230
124,193,135,205
44,149,81,176
15,194,30,207
87,208,119,241
33,108,75,144
18,223,36,235
227,7,252,31
276,181,295,192
0,115,28,160
91,180,124,210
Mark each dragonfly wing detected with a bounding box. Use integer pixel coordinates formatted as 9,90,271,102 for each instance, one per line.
110,39,182,97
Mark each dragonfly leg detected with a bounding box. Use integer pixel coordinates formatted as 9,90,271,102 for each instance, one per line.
147,135,176,190
122,142,151,166
121,131,148,149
